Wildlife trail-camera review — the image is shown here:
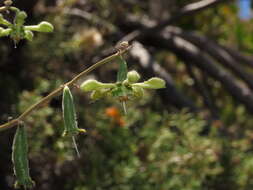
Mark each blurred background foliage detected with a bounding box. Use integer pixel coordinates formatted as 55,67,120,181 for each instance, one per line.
1,0,253,189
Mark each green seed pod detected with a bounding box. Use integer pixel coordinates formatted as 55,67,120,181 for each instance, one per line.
80,79,115,92
62,86,86,137
127,70,140,83
132,77,166,89
24,30,33,41
12,124,35,189
62,86,86,157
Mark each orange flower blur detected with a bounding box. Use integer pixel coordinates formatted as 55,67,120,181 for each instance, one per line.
105,107,125,127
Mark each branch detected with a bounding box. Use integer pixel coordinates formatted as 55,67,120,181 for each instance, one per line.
141,31,253,113
64,8,117,32
121,0,230,42
129,41,198,111
185,63,219,119
222,46,253,68
165,27,253,90
0,47,130,132
0,6,8,12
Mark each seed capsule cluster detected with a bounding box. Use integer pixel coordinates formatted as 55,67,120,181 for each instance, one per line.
0,4,53,44
80,55,166,103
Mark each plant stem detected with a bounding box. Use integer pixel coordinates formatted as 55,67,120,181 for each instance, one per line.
0,6,9,12
0,48,129,132
72,136,80,158
0,6,18,13
122,101,127,115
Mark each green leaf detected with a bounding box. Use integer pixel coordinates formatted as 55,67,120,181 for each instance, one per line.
12,124,35,189
117,56,128,82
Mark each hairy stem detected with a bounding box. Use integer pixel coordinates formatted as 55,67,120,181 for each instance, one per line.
0,48,129,132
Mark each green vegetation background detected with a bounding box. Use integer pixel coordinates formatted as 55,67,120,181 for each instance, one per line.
1,0,253,189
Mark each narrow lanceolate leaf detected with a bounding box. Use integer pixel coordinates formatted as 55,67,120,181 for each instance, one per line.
12,124,35,189
117,55,128,82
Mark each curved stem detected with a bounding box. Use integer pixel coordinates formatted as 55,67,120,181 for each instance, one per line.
0,6,19,13
0,48,129,132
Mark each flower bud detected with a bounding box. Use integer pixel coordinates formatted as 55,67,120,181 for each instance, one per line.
38,21,54,32
24,30,33,41
80,79,115,92
127,70,140,83
144,77,165,89
132,86,144,98
15,11,27,25
132,77,165,89
25,21,54,33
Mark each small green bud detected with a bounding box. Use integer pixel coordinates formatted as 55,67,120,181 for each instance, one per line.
15,11,27,25
38,21,54,32
81,79,116,92
132,86,144,98
24,30,33,41
143,77,165,89
0,27,11,37
127,70,140,83
25,21,54,33
132,77,165,89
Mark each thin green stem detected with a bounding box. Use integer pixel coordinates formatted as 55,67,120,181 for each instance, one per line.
0,48,129,132
72,136,80,158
